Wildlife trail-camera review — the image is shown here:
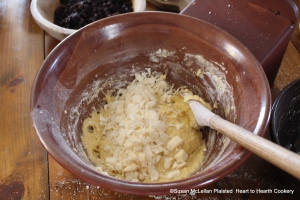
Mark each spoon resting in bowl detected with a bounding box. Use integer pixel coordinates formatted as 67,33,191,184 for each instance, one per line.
182,93,300,180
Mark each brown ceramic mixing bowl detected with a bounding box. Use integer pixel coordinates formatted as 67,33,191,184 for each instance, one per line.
30,12,271,195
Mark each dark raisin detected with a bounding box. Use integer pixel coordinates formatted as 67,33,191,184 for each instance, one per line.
88,125,94,133
60,0,69,5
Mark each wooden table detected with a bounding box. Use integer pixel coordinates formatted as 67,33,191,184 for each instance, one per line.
1,1,300,199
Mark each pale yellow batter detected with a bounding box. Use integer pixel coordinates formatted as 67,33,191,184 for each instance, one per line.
81,71,207,182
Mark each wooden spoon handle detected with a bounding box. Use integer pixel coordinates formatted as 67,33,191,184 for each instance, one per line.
210,115,300,179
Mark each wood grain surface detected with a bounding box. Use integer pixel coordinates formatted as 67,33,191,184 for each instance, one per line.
0,0,48,199
1,1,300,199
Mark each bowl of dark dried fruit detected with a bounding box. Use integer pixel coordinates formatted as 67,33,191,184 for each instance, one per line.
30,0,146,41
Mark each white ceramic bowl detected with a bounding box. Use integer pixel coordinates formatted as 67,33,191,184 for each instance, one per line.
30,0,146,41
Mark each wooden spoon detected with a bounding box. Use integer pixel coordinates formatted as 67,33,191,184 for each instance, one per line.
186,99,300,179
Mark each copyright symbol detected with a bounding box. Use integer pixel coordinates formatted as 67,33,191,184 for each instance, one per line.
170,189,177,193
